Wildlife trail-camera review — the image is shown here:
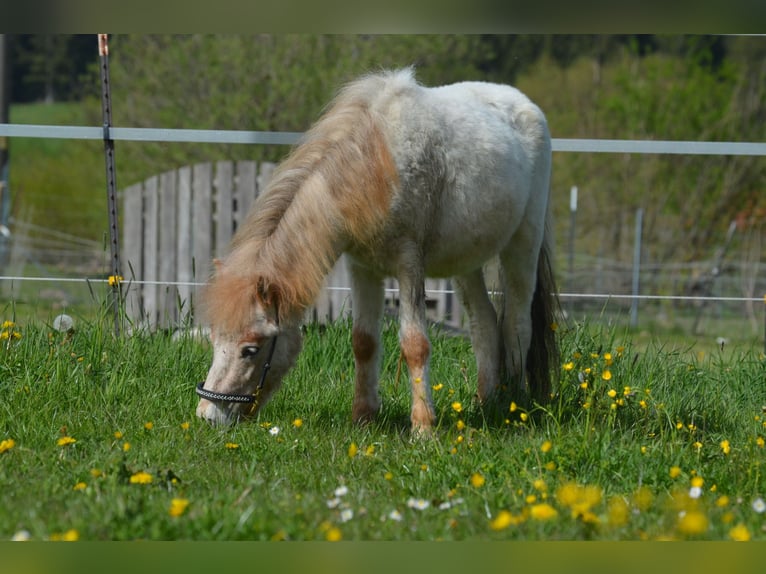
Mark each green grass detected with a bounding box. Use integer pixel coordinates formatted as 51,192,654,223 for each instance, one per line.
1,297,765,542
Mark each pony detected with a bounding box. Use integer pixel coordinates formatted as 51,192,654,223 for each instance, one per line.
195,68,558,432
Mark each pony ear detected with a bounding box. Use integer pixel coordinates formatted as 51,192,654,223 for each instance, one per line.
255,278,281,313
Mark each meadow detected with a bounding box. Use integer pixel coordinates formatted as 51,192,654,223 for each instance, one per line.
0,296,764,542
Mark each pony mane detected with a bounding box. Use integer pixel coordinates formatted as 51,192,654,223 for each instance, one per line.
202,70,408,333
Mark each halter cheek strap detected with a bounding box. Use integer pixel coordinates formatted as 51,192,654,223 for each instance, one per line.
195,335,278,404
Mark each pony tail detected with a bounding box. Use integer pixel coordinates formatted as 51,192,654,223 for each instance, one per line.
526,229,560,404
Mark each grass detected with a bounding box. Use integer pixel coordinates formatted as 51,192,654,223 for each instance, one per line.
0,295,765,542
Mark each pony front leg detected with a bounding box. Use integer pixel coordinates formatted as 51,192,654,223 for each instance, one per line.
349,259,384,424
397,264,435,433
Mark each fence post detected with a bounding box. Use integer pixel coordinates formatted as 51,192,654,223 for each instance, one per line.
630,207,644,328
98,34,122,337
567,185,577,314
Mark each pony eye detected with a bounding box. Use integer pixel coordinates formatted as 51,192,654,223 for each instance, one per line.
240,345,260,359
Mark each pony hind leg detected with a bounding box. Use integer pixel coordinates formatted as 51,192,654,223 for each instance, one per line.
453,269,503,405
348,259,385,424
498,224,544,404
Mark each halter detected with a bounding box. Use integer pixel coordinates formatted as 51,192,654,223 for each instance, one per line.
195,335,278,405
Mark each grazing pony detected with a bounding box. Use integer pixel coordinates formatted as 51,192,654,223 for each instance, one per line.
196,68,558,431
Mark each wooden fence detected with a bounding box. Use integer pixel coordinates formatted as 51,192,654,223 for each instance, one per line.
121,161,464,330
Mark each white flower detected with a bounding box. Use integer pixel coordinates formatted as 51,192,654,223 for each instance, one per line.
752,497,766,513
326,497,341,509
334,485,349,497
406,497,430,510
269,426,280,436
388,509,403,521
689,486,703,499
11,530,31,542
438,501,452,510
340,508,354,523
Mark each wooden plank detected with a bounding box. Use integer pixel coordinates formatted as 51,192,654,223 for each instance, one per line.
235,160,257,231
176,166,193,324
192,163,212,282
158,169,178,327
121,182,144,325
214,161,234,256
142,176,159,328
257,161,276,196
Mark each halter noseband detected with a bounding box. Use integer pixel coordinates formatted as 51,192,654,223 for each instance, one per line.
195,335,278,405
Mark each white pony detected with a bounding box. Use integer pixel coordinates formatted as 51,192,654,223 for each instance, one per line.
196,68,558,431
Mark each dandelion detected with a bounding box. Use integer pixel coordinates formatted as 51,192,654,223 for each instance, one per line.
169,498,190,517
602,371,612,382
529,503,558,521
715,495,730,508
0,438,15,454
519,412,529,422
729,524,751,542
407,497,430,510
114,431,123,439
677,510,708,536
669,466,682,479
384,471,393,481
129,471,153,484
720,440,731,455
607,496,630,527
456,419,466,431
563,362,575,371
693,441,703,452
348,442,358,458
180,422,190,431
509,402,517,413
122,442,131,452
144,422,153,431
752,498,766,513
756,437,764,448
89,469,103,478
432,383,444,391
57,436,76,447
269,426,280,436
540,440,552,453
451,402,462,413
225,442,239,449
533,479,547,492
470,473,485,488
50,529,79,542
108,275,123,287
607,389,617,398
72,482,87,491
325,527,342,541
292,418,303,428
489,510,514,531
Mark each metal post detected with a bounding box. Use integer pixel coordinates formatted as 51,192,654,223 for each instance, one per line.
0,35,10,270
98,34,122,337
567,186,577,315
630,208,644,328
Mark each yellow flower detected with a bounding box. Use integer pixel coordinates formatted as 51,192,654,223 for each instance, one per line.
122,442,131,452
563,362,574,371
451,402,463,413
180,422,190,431
720,440,731,455
533,478,547,492
384,471,393,481
470,472,485,488
519,412,529,422
169,498,190,517
50,529,79,542
677,510,708,536
693,441,702,451
602,370,612,381
728,523,751,542
756,437,764,448
669,466,682,479
607,389,617,398
489,510,514,531
529,503,558,521
129,471,153,484
432,383,444,391
716,495,730,508
72,482,87,491
509,402,517,412
292,418,303,428
348,442,358,458
144,421,154,431
57,436,76,447
540,440,552,453
325,527,342,542
89,468,103,478
225,442,239,449
0,438,15,454
114,431,123,439
1,320,15,329
364,445,375,456
690,476,704,488
456,420,466,431
607,496,630,527
108,275,123,287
